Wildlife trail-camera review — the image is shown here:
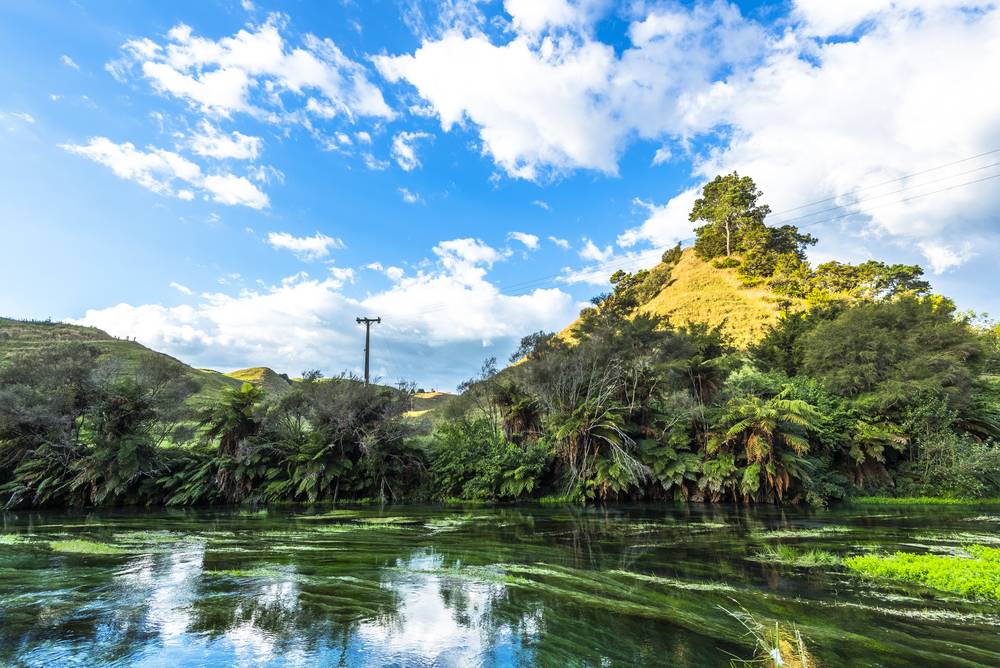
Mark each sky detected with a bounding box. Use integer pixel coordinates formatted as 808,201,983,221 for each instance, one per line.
1,0,999,391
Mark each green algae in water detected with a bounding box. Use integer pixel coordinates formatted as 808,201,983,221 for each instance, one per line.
49,539,125,555
0,534,27,545
844,549,1000,601
753,526,852,539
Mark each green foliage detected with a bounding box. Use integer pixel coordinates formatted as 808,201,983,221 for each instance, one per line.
844,549,1000,601
429,418,549,500
800,297,983,413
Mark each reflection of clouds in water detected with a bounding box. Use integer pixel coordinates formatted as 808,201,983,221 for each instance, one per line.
354,551,520,667
226,575,302,666
115,543,205,641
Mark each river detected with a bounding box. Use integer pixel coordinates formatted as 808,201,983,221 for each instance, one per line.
1,503,998,666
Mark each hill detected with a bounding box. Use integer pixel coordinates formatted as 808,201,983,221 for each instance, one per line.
224,366,293,397
0,318,241,407
561,248,801,348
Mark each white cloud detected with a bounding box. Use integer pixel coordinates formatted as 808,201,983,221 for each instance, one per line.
917,241,974,274
548,235,569,249
71,235,576,389
203,173,270,208
532,199,550,210
355,131,372,144
618,190,698,249
109,15,392,122
399,187,422,204
1,111,36,124
189,120,262,160
385,266,405,282
60,55,80,70
169,281,193,295
503,0,608,35
560,246,663,286
508,231,540,250
362,152,389,170
241,0,255,11
391,131,432,171
266,231,345,261
61,136,269,208
375,2,762,180
579,238,613,263
651,145,672,166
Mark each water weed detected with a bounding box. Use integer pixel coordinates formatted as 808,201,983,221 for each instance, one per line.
844,550,1000,601
49,540,125,555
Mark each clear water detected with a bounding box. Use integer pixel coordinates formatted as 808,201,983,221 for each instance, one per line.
1,503,998,667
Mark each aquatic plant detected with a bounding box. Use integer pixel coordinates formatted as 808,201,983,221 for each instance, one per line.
844,549,1000,601
851,496,1000,505
48,539,125,555
750,544,841,567
0,534,26,545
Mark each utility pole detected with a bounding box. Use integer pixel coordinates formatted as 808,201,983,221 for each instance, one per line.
356,316,381,385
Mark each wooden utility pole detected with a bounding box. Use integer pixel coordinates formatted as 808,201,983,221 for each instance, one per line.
356,316,381,385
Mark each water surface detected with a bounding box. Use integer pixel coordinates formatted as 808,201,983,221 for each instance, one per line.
1,503,998,666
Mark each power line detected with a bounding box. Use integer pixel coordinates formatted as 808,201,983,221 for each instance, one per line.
768,159,1000,226
766,146,1000,218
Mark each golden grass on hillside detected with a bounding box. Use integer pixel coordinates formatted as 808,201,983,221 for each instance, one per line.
558,249,802,349
639,249,801,348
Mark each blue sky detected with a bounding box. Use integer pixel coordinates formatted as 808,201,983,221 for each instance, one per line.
2,0,999,390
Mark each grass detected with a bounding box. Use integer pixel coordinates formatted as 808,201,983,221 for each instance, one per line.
638,249,803,348
850,496,1000,505
723,605,816,668
750,544,841,567
0,534,26,545
49,539,125,555
224,366,292,396
844,547,1000,601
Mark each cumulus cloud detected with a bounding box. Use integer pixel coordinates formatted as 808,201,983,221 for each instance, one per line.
60,55,79,70
618,190,699,249
266,231,345,261
399,187,422,204
548,235,570,249
189,120,262,160
579,238,613,263
61,137,269,208
508,231,540,250
377,0,1000,270
375,1,762,180
71,236,576,389
169,281,193,295
917,241,975,274
107,15,392,122
532,199,550,211
391,131,432,171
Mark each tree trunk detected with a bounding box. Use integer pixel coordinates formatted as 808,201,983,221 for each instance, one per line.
725,219,732,256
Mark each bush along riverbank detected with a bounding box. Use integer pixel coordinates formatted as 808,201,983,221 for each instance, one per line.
2,173,999,509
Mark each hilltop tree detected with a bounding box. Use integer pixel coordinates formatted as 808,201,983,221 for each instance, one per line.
690,172,772,258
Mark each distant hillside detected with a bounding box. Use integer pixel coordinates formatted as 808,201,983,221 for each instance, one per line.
561,248,802,348
0,318,241,407
224,366,293,397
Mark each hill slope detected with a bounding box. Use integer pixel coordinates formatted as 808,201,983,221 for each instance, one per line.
639,249,801,347
562,249,801,348
225,366,293,396
0,318,241,407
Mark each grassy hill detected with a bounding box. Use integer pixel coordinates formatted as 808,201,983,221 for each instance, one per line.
0,318,241,407
561,248,801,348
224,366,293,397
